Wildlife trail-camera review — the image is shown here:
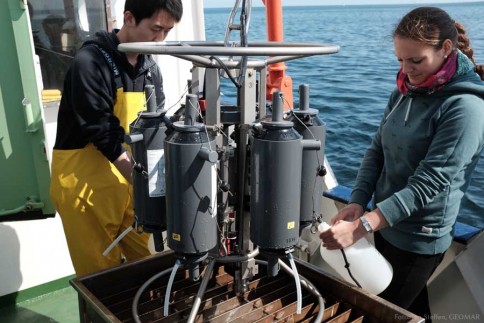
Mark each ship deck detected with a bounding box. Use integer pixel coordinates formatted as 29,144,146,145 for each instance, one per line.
0,280,79,322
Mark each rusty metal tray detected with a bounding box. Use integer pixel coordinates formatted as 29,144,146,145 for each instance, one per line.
71,251,423,322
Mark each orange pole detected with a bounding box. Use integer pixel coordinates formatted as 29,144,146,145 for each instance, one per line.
262,0,293,110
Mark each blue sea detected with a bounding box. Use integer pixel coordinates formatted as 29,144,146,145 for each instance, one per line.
203,2,484,229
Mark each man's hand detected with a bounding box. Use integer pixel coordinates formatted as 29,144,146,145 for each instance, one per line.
113,151,133,184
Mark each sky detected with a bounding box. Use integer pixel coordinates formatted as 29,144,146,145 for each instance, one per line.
204,0,483,8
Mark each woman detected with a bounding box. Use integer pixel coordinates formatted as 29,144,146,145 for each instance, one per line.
320,7,484,321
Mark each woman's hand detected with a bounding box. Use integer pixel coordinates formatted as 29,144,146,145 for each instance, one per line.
320,207,388,250
318,203,366,250
319,219,366,250
330,203,365,224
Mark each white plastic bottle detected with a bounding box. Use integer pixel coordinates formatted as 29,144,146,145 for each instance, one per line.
318,222,393,295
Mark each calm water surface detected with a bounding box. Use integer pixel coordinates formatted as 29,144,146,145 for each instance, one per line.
204,3,484,228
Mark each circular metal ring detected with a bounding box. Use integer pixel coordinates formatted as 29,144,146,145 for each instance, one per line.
118,41,339,57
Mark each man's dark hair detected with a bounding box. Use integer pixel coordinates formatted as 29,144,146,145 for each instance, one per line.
125,0,183,24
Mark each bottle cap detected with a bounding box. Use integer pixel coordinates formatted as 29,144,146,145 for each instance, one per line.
318,222,331,232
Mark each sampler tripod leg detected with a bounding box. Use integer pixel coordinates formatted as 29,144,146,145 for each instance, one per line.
187,258,216,323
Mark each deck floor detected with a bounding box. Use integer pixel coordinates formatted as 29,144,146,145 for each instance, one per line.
0,286,79,323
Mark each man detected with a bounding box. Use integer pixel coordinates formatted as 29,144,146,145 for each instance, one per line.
50,0,183,276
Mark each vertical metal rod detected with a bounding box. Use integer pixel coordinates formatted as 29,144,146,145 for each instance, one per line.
259,67,267,119
144,84,157,112
234,123,251,294
187,259,216,323
298,84,310,111
184,94,199,126
271,90,284,122
204,68,221,126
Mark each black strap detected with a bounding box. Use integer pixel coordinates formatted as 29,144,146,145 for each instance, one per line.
340,249,362,288
90,44,123,90
88,44,162,108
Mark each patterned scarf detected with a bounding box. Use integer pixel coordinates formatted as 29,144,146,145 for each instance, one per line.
396,50,462,95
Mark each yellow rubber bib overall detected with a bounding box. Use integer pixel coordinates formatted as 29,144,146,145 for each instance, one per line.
50,90,151,276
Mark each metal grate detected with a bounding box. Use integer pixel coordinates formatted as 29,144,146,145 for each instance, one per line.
72,251,423,323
